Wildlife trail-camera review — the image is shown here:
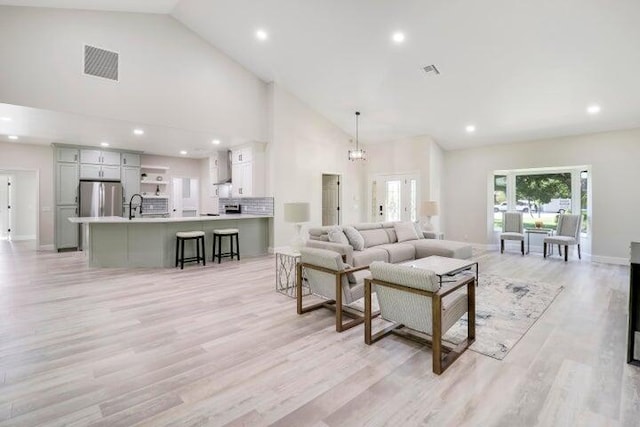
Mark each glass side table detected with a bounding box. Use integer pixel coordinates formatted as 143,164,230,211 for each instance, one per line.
525,228,554,254
275,250,310,298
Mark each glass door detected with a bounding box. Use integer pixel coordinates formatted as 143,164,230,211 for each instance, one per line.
372,174,419,222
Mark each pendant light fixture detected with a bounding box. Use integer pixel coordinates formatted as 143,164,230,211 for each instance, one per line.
348,111,366,161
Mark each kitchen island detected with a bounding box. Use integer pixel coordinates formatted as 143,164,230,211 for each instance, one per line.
69,214,272,268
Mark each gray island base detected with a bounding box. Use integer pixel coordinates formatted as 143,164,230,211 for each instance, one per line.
69,215,272,268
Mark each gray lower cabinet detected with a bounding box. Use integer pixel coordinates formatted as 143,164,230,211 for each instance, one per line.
56,205,78,250
56,163,79,205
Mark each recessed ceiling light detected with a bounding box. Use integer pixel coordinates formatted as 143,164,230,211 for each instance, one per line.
392,32,405,44
133,128,144,135
465,125,476,133
212,139,221,145
8,135,18,140
587,104,601,115
0,117,12,122
101,142,109,147
180,150,187,155
256,29,268,41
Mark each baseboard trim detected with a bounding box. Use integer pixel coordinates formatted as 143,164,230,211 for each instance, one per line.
591,255,628,265
39,244,54,251
12,235,36,241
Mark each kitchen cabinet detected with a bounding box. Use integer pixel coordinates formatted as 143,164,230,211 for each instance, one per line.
121,153,140,167
122,166,141,204
231,147,253,164
80,164,121,180
56,163,79,205
230,143,264,197
57,147,79,163
80,149,120,166
56,205,78,249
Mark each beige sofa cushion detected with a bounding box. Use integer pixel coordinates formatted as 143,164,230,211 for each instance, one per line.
409,239,473,260
328,227,349,245
352,247,389,267
394,221,420,242
375,243,416,263
361,229,391,248
343,226,365,251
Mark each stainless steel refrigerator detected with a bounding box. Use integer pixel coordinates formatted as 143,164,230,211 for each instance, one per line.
79,180,123,217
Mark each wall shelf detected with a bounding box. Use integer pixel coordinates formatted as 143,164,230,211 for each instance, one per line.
141,180,168,185
140,165,170,170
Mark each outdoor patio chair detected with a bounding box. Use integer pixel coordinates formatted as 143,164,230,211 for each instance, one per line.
500,211,524,255
364,261,476,375
297,247,371,332
544,214,582,261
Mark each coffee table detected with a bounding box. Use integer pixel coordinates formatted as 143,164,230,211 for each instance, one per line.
401,256,478,287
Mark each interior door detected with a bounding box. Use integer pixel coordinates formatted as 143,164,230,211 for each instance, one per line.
322,174,340,226
0,175,10,240
172,178,183,217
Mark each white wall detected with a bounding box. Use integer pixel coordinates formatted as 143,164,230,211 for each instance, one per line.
0,6,268,143
364,136,443,225
0,142,53,246
443,128,640,262
139,154,201,213
266,83,365,249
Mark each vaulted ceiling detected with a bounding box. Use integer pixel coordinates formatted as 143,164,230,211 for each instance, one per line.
2,0,640,149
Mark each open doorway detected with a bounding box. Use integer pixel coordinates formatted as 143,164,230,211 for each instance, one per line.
322,174,341,226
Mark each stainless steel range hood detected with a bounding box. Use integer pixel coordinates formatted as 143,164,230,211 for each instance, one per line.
215,150,232,185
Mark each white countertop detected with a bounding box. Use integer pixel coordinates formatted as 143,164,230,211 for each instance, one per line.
69,214,272,224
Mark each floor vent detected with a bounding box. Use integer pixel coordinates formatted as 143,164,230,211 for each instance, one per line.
84,45,119,81
423,64,440,76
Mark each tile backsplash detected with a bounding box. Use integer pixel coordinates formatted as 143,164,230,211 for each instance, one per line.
219,197,274,216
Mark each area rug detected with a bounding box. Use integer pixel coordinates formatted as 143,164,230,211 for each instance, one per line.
443,273,564,360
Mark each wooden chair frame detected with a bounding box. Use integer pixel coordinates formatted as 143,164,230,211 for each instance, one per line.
296,262,372,332
364,275,476,375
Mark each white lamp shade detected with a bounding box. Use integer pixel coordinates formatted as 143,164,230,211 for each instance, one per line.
420,201,439,216
284,202,310,223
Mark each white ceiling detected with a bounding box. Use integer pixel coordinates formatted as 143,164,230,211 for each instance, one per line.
0,103,237,158
2,0,640,150
0,0,180,13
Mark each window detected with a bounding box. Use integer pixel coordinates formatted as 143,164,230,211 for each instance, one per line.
410,179,417,222
493,168,590,237
493,175,507,231
385,180,402,222
515,173,571,229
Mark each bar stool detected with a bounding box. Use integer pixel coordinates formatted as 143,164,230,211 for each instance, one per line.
212,228,240,263
175,231,206,269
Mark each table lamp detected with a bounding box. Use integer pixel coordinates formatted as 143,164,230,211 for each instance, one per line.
420,201,439,231
284,202,310,251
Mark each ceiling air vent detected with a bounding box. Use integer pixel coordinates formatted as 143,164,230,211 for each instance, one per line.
84,45,119,81
423,64,440,76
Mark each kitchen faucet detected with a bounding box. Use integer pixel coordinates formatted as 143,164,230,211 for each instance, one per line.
129,194,143,220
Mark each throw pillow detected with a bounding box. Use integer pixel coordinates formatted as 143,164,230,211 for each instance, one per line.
342,226,365,251
343,263,357,284
394,221,420,242
413,222,425,239
327,227,349,245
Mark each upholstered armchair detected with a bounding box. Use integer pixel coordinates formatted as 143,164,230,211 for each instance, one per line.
364,261,476,375
544,214,582,261
297,247,371,332
500,211,524,255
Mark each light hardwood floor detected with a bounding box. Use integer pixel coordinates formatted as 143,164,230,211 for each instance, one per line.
0,241,638,426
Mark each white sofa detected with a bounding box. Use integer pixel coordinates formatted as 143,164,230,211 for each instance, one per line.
307,222,473,267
